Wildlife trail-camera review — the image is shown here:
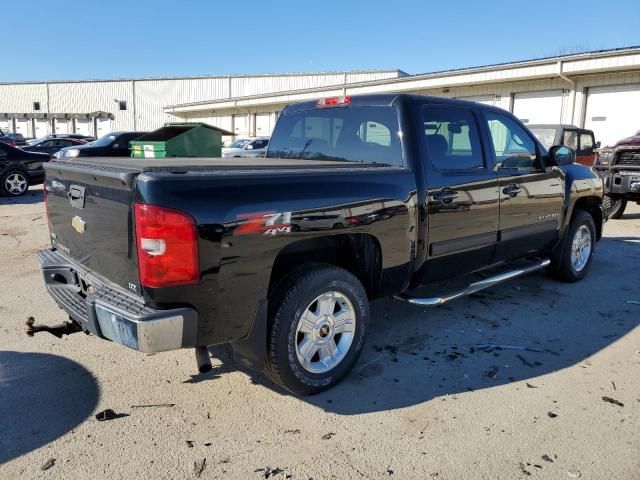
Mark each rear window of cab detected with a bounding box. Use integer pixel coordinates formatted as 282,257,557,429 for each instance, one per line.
266,106,403,166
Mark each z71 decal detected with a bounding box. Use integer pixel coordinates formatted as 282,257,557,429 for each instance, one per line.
235,211,293,236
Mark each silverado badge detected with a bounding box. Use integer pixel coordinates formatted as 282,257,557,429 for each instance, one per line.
71,215,86,233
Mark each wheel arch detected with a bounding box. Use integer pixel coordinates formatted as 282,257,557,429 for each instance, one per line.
268,233,383,300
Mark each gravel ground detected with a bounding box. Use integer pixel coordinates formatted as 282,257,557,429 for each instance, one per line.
1,186,639,480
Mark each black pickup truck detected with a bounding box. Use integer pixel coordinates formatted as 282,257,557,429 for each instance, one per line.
34,94,604,395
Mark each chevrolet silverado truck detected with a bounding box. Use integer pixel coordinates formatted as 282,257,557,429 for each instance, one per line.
32,94,604,395
595,130,640,219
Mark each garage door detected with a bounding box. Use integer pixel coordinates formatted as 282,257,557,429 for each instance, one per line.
75,119,91,136
15,119,30,137
233,114,249,137
584,84,640,147
55,119,69,134
96,118,111,138
255,113,274,137
0,119,10,133
34,119,49,138
513,90,565,124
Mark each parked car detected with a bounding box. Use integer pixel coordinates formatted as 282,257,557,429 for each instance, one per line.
595,130,640,218
0,132,27,147
55,131,148,158
222,138,251,154
528,124,599,166
26,134,95,146
34,94,604,395
22,137,88,156
0,142,49,196
222,137,269,157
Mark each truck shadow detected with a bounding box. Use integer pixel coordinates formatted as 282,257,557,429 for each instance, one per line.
0,351,99,465
0,187,44,206
233,236,640,414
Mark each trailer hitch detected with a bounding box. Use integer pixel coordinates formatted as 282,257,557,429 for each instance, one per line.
24,316,83,339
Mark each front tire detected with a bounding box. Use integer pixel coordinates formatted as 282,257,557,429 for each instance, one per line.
1,170,30,196
265,264,369,395
550,210,596,282
606,197,627,219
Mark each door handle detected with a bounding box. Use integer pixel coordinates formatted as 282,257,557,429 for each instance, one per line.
502,184,521,197
433,190,459,203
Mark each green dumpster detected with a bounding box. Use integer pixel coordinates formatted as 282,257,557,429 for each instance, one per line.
130,122,233,158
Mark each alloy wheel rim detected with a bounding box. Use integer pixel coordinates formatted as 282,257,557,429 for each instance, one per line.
5,173,27,195
295,291,356,374
570,225,592,272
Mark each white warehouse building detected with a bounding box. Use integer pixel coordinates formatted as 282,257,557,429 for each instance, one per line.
1,46,640,147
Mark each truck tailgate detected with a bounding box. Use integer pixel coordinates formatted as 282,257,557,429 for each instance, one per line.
44,161,141,294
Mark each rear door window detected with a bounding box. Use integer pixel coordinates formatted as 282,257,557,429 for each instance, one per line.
267,106,402,166
422,106,484,170
563,130,578,149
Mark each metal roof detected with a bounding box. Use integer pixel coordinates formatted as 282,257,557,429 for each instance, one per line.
0,69,406,86
165,45,640,111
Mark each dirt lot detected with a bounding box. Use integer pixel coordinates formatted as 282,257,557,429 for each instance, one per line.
1,186,638,480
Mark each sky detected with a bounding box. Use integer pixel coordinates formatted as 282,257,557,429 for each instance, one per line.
2,0,639,82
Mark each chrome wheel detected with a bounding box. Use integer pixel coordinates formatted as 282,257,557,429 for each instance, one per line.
571,225,592,272
295,291,356,374
4,172,28,195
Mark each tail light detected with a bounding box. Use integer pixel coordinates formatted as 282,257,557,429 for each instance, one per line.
316,96,352,108
134,203,199,288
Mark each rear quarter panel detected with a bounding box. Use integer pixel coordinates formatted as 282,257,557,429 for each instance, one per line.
136,167,417,345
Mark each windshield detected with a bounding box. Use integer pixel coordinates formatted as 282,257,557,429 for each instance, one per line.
528,127,557,149
266,106,402,165
229,139,250,149
91,134,117,147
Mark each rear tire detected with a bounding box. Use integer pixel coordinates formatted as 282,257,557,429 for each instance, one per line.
265,264,369,395
550,210,596,282
1,170,30,196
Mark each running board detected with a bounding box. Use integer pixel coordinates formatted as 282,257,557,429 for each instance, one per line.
394,258,551,306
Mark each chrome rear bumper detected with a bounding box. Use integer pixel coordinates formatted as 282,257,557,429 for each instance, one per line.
37,249,198,353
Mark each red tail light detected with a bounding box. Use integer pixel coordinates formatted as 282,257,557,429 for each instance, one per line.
316,96,352,107
134,203,199,288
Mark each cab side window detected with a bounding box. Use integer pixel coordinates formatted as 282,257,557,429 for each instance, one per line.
423,106,484,171
563,131,578,150
485,112,540,171
579,133,594,153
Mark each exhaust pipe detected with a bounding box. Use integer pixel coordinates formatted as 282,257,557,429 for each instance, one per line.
194,346,212,373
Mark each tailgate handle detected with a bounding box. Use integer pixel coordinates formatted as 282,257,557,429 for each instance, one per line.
67,185,86,209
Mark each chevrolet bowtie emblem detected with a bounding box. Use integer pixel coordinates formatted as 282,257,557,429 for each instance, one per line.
71,215,86,233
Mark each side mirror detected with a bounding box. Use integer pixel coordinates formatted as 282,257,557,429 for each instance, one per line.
595,141,601,149
548,145,575,166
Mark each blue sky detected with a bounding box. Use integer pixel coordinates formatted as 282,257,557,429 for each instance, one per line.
3,0,639,82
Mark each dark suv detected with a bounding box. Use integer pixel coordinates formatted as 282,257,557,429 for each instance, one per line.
528,125,599,166
596,130,640,218
56,131,147,159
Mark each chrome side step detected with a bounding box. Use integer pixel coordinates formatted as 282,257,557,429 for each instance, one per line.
394,258,551,307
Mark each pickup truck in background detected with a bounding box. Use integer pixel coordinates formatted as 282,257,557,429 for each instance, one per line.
34,94,604,395
528,124,599,166
595,130,640,219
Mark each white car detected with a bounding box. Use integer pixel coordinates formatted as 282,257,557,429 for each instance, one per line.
221,138,250,154
222,137,269,158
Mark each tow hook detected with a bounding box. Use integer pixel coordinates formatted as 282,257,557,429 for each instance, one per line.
24,316,83,338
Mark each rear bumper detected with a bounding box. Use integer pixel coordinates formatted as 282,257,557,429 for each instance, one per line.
37,249,198,353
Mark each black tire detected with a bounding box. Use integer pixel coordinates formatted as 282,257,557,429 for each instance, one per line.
608,198,627,219
1,169,30,197
265,264,369,395
550,210,596,282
